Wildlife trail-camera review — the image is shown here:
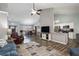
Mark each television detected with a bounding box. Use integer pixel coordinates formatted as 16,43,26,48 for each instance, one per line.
41,26,50,33
63,25,69,29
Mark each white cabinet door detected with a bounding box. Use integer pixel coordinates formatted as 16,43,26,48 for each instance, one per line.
42,33,46,39
48,34,51,41
69,32,74,39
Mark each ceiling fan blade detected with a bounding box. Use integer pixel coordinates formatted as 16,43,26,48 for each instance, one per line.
36,12,40,15
37,9,42,11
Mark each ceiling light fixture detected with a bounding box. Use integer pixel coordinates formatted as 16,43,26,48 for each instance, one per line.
31,3,42,16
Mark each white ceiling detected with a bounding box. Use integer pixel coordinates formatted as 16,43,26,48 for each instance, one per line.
0,3,79,25
35,3,79,14
8,3,79,15
0,3,8,11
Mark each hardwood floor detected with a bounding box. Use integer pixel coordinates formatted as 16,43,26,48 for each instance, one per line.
31,35,78,56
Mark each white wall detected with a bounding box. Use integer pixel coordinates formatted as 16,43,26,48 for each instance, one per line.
39,8,54,33
0,11,8,39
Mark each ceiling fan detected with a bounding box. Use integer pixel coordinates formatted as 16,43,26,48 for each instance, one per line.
31,3,42,16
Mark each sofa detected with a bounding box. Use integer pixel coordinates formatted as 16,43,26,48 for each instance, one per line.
70,48,79,56
0,42,17,56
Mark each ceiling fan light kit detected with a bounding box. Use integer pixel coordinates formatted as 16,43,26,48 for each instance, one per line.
31,9,37,15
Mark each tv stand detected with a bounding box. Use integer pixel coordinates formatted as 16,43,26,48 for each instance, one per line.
40,32,51,46
41,33,51,40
